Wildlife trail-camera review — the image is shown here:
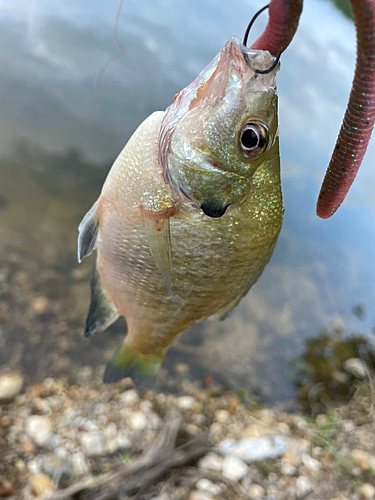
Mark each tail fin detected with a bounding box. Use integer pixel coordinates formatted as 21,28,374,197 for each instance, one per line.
103,343,163,388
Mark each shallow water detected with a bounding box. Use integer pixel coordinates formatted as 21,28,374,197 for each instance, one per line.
0,0,374,407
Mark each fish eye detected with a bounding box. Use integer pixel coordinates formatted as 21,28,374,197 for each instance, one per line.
240,121,269,158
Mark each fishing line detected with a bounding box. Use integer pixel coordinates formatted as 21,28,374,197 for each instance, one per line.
96,0,126,90
243,3,280,75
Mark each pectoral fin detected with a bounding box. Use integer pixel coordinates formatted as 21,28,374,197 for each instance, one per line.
85,269,119,338
142,208,174,296
78,200,100,263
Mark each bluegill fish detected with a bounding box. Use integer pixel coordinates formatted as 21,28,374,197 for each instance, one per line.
78,37,283,387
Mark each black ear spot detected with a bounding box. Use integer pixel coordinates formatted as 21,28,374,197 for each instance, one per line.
201,201,229,218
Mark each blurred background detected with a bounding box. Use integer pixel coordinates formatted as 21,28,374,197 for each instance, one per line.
0,0,374,408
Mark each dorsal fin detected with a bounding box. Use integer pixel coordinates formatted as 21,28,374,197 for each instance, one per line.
78,200,99,263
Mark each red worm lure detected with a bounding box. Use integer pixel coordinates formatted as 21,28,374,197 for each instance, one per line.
253,0,375,219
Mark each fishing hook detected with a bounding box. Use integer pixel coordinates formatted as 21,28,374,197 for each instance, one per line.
243,4,281,75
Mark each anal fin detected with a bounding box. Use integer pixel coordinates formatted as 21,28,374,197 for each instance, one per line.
85,269,119,337
78,200,99,263
103,342,163,387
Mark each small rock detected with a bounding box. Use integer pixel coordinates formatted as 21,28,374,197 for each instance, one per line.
70,452,90,476
189,491,214,500
219,435,287,463
27,459,41,474
119,389,140,406
177,396,196,410
41,454,70,475
32,297,49,315
25,416,52,447
175,363,189,374
359,483,375,499
196,478,222,496
280,458,297,476
351,449,371,470
116,431,132,450
222,455,249,482
128,411,148,431
198,453,223,472
30,473,53,496
81,432,105,456
248,484,265,499
214,409,229,424
368,456,375,474
343,358,368,379
296,476,312,498
0,373,23,402
302,453,321,472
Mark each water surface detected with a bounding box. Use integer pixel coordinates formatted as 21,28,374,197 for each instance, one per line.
0,0,374,407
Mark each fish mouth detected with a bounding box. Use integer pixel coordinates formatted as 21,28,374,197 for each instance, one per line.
200,201,230,218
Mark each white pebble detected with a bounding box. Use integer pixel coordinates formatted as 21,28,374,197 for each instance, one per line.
70,452,90,476
296,476,312,498
189,491,214,500
128,411,148,431
222,455,249,482
27,459,41,474
302,453,321,471
81,432,105,456
248,484,265,499
140,400,153,412
119,389,140,406
177,396,196,410
219,435,287,462
198,453,223,472
117,431,132,450
359,483,375,500
280,459,297,476
196,478,221,496
343,358,368,379
215,409,229,423
0,373,23,402
25,416,52,447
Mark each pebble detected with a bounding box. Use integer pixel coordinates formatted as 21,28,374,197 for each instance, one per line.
189,491,214,500
296,476,312,498
81,432,105,456
196,478,221,496
248,484,265,499
41,454,70,476
116,431,132,450
301,452,321,472
0,372,23,402
128,411,148,431
219,435,287,463
177,396,197,410
369,456,375,474
214,409,229,424
359,483,375,500
343,358,368,379
70,452,90,476
222,455,249,481
119,389,140,406
31,296,49,315
198,453,223,472
351,449,370,470
280,459,297,476
30,473,53,496
25,416,52,447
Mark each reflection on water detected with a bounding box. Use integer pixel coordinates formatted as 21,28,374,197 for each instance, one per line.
0,0,374,406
